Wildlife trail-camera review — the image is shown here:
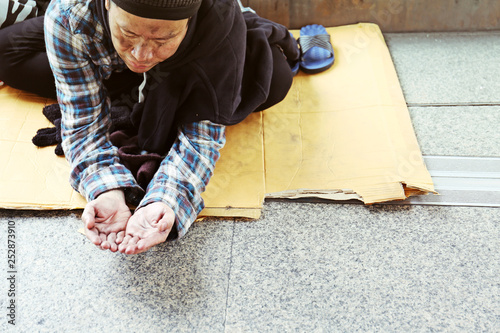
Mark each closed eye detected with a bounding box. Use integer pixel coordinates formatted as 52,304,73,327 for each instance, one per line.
120,28,139,38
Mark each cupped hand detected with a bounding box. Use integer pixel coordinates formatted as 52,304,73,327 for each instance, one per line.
118,202,175,255
81,189,132,251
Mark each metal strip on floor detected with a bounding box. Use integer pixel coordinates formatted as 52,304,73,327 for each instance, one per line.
396,155,500,207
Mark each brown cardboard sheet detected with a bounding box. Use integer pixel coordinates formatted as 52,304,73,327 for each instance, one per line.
264,23,436,204
0,23,435,217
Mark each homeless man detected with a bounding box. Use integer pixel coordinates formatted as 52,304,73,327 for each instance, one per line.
0,0,299,254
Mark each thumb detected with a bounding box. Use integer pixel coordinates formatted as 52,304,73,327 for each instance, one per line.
81,203,97,229
157,210,175,232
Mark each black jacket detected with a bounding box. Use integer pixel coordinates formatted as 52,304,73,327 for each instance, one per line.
101,0,299,154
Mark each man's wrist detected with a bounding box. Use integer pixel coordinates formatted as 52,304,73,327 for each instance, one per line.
97,189,126,202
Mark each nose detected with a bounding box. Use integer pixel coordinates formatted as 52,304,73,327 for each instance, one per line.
130,41,154,62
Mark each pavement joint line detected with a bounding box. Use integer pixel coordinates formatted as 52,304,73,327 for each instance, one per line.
395,155,500,207
408,103,500,107
385,31,500,38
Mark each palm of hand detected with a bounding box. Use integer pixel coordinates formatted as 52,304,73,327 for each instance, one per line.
92,205,131,234
119,202,175,255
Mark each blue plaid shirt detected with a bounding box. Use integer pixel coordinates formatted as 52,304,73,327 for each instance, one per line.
44,0,226,239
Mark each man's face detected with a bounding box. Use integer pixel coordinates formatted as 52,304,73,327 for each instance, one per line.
106,0,189,73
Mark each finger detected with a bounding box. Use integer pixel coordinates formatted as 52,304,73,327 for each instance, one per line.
100,239,110,250
81,203,96,229
85,227,102,246
125,236,140,255
136,238,155,253
99,233,109,250
154,209,175,232
136,231,168,252
118,235,133,253
134,240,152,254
107,233,118,252
157,216,174,233
116,231,125,244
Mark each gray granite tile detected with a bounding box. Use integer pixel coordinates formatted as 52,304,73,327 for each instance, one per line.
0,211,234,332
225,201,500,332
409,105,500,157
385,32,500,105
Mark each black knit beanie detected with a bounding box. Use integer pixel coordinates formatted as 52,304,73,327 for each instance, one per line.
112,0,202,20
